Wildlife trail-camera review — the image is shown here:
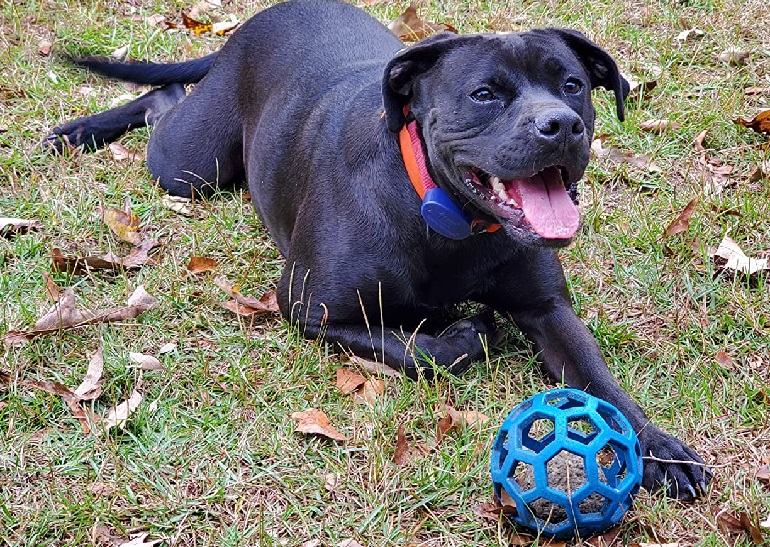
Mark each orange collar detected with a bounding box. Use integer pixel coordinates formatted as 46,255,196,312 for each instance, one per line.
398,113,501,236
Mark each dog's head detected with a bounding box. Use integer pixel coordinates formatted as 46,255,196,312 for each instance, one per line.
382,29,629,246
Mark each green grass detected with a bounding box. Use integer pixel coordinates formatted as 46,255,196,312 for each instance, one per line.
1,0,769,545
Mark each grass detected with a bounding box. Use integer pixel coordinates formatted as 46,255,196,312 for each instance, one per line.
1,0,769,545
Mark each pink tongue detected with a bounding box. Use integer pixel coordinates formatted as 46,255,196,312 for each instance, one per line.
510,172,580,239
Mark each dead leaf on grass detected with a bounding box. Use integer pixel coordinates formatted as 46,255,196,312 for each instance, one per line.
161,194,197,216
215,276,279,315
38,39,53,56
22,377,95,432
346,355,402,378
53,240,161,274
735,109,770,135
591,136,662,172
745,87,770,96
43,272,60,302
715,350,735,369
336,367,366,394
74,348,104,401
187,256,218,275
664,197,698,238
718,48,750,66
158,342,177,354
291,408,347,441
3,285,158,346
624,76,657,102
0,217,42,238
182,12,238,36
119,532,165,547
353,378,385,405
103,389,143,432
437,404,489,442
108,142,142,161
675,28,705,42
128,352,163,371
393,423,412,465
749,162,768,183
639,119,681,133
97,204,142,245
756,463,770,483
710,235,769,275
693,129,708,153
388,4,457,42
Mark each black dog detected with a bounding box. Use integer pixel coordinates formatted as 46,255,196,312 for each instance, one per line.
46,0,710,499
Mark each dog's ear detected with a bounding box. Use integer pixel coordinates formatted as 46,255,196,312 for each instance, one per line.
540,28,630,122
382,33,475,132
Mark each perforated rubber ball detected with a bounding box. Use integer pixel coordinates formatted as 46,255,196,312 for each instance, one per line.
490,388,643,540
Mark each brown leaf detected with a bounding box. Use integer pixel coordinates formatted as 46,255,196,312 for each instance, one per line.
22,378,94,432
693,129,708,153
664,198,698,238
735,109,770,135
97,205,142,245
718,49,749,66
145,14,168,27
43,272,60,302
120,238,162,269
626,78,657,101
388,4,457,42
161,195,196,216
459,410,490,428
749,162,768,183
103,390,142,432
745,87,770,96
710,235,769,275
3,285,158,346
182,12,213,34
74,348,104,401
187,256,218,275
473,501,507,521
215,276,279,314
0,217,42,238
212,17,239,36
639,119,681,133
436,413,453,443
128,352,164,371
393,424,411,465
741,513,766,545
336,368,366,394
38,39,53,56
715,350,735,369
291,408,347,441
52,247,122,274
353,378,385,405
591,136,662,172
108,142,142,161
346,355,402,378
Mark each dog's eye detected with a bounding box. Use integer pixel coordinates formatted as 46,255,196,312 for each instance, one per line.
470,87,497,103
563,78,584,95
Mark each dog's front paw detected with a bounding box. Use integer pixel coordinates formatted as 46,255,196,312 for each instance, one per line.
42,123,89,154
638,426,712,500
438,307,497,374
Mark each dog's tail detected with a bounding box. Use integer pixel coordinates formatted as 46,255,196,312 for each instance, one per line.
72,53,218,85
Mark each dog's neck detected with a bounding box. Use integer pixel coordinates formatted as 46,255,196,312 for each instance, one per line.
398,110,500,240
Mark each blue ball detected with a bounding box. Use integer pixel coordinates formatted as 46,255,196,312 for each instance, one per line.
490,388,643,540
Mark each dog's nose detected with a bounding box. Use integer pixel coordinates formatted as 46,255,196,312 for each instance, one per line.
533,109,585,146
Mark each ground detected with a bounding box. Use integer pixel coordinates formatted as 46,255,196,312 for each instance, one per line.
0,0,768,546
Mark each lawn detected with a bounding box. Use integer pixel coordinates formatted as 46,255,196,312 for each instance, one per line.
1,0,768,545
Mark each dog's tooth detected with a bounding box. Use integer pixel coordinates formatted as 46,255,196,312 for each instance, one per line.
491,176,504,192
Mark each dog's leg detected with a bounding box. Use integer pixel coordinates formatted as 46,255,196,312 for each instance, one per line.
479,251,711,499
43,84,186,153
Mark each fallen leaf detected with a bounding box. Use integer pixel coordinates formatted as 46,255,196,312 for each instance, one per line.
749,162,768,183
591,136,662,172
108,142,142,161
22,378,94,432
353,378,385,405
675,28,705,42
145,13,168,27
302,541,322,547
120,238,162,268
212,16,239,36
74,348,104,401
43,272,60,302
437,404,488,441
693,129,708,153
97,205,142,245
388,4,457,42
715,350,735,369
103,390,142,432
158,342,177,354
128,352,163,371
161,195,196,216
111,45,128,59
336,368,366,394
624,76,658,101
459,410,490,428
187,256,218,275
215,276,279,314
710,235,769,275
639,119,681,133
735,109,770,135
586,527,622,546
291,408,347,441
3,285,158,346
393,423,411,465
52,240,160,274
337,540,364,547
38,39,53,56
0,217,42,238
718,48,749,66
346,355,402,378
182,12,213,35
664,198,698,238
741,513,765,545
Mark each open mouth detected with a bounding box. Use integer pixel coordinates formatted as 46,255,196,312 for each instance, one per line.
465,165,580,240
